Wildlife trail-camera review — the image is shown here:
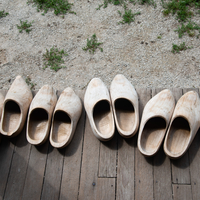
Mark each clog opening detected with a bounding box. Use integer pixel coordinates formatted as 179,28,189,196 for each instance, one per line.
28,108,48,141
51,110,71,144
166,117,190,156
141,117,166,155
93,100,113,137
114,98,135,132
2,100,21,135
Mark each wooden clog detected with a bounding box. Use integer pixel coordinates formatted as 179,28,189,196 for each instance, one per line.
0,91,5,142
164,91,200,159
138,89,175,156
84,78,115,141
50,88,82,148
110,74,139,138
26,85,57,145
0,76,33,137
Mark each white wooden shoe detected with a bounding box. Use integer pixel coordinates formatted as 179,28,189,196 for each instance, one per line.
26,85,57,145
110,74,139,138
50,88,82,148
0,91,5,142
164,91,200,159
0,76,33,137
138,89,175,156
84,78,115,141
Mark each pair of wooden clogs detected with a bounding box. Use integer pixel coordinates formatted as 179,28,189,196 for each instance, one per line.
138,89,200,159
84,74,139,141
0,76,82,148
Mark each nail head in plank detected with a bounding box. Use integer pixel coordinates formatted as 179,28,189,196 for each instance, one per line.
96,178,115,200
78,115,100,200
135,88,154,200
173,184,192,200
153,88,172,200
59,90,86,200
116,135,135,200
98,133,117,178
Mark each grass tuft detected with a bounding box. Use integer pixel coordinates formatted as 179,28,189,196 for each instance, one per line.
172,42,192,53
118,9,140,24
27,0,76,15
17,20,34,33
43,46,68,71
0,10,9,18
82,34,103,54
25,77,37,90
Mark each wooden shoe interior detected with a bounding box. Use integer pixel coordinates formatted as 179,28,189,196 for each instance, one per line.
93,100,113,137
51,110,71,144
28,108,48,142
114,98,135,132
165,117,190,156
2,100,21,135
140,117,166,155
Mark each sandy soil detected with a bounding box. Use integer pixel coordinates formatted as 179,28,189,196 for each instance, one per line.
0,0,200,91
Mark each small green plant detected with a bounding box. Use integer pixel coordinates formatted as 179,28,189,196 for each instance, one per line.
162,0,200,22
138,0,156,8
172,42,192,53
43,47,68,71
27,0,76,15
17,20,33,33
0,10,9,18
83,34,103,54
157,35,162,39
175,21,200,38
118,9,140,24
25,77,37,90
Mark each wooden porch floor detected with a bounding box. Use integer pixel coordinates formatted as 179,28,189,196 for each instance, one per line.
0,88,200,200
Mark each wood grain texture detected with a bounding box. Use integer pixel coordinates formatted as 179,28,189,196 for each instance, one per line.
0,136,15,200
96,178,115,200
59,91,86,200
171,88,191,184
188,88,200,200
98,133,117,178
78,116,100,200
116,135,135,200
173,184,192,200
135,88,154,200
41,144,64,200
3,125,32,200
152,88,172,200
22,142,49,200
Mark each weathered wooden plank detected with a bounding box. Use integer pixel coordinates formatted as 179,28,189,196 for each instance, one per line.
116,135,135,200
135,88,154,200
98,133,117,178
188,88,200,200
152,88,172,200
78,115,101,199
21,142,49,200
173,184,192,200
0,136,16,200
41,144,64,200
3,124,32,200
59,91,86,200
171,88,191,184
96,178,115,200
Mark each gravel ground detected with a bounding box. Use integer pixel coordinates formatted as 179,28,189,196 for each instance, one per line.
0,0,200,91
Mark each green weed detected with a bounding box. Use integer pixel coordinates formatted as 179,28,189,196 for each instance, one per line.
162,0,200,22
0,10,9,18
43,47,68,71
82,34,103,54
118,9,140,24
25,77,37,90
172,42,192,53
27,0,76,15
175,21,200,38
17,20,33,33
157,35,162,39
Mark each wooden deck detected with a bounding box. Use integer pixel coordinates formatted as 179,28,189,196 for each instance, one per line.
0,88,200,200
